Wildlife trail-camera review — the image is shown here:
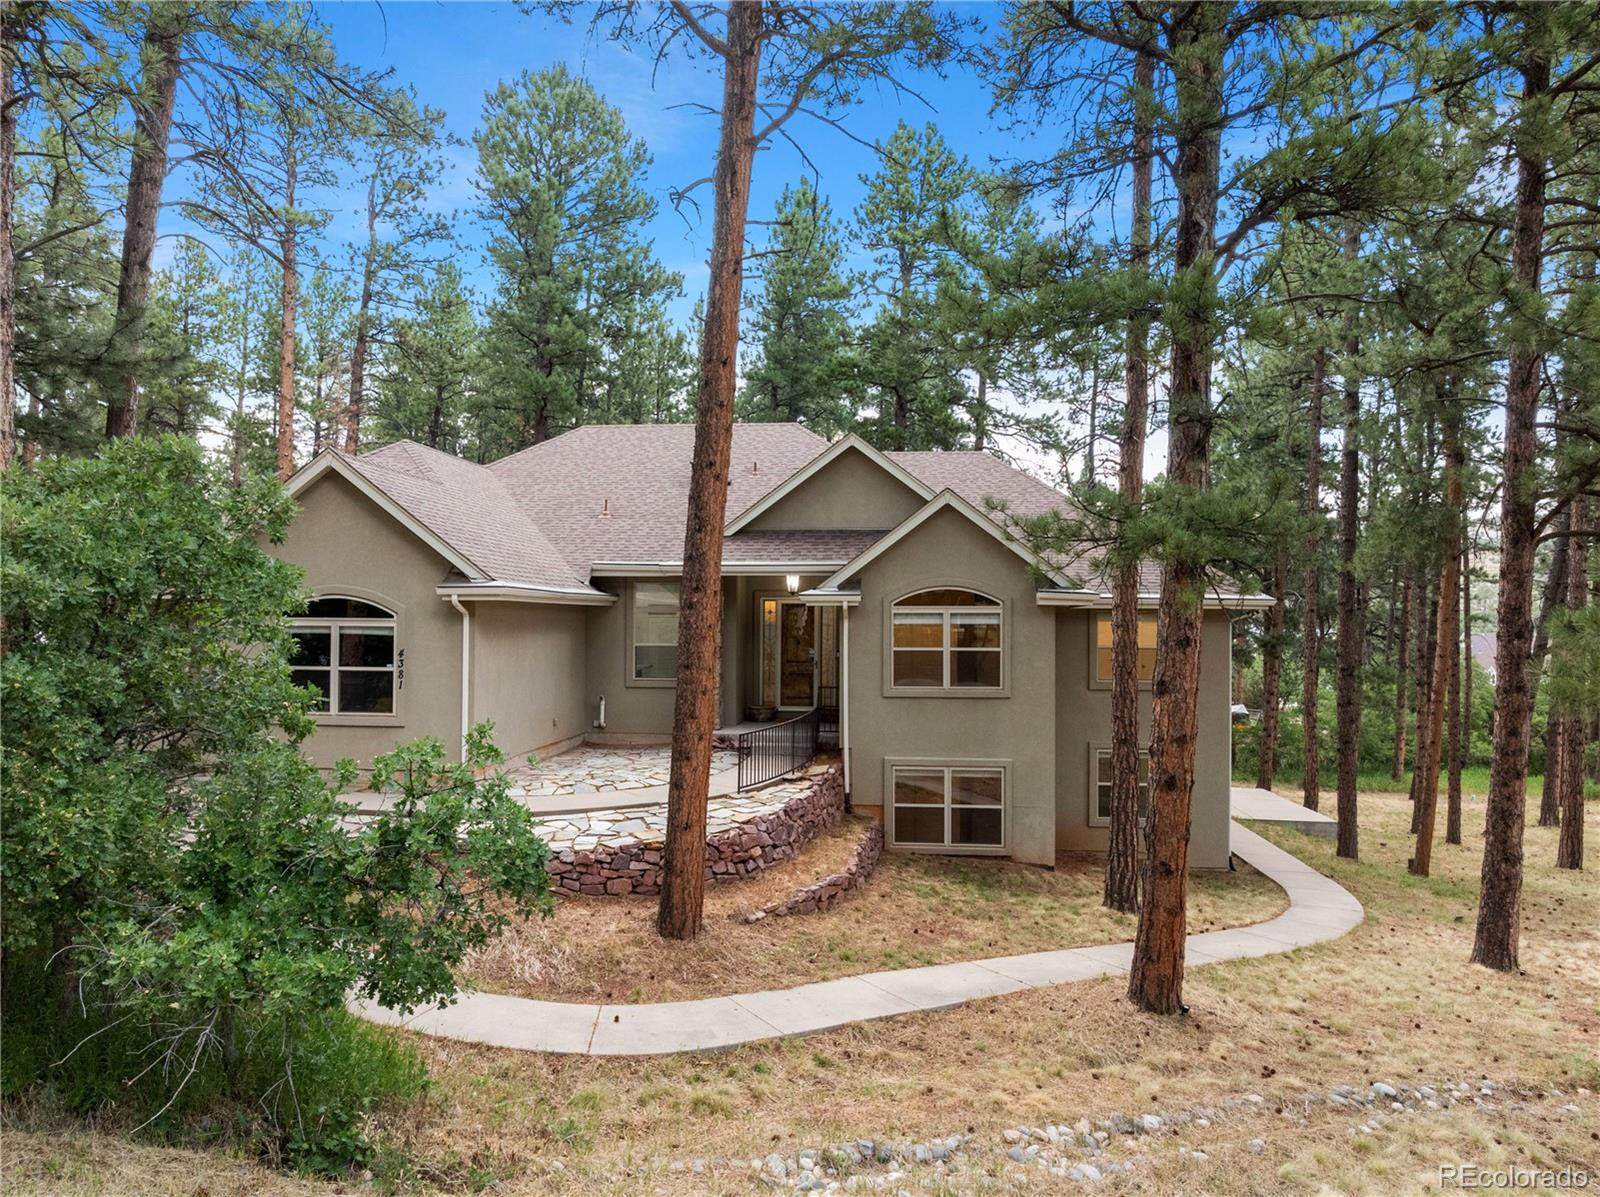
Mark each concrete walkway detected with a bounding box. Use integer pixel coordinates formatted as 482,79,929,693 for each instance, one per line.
1231,785,1338,839
353,820,1363,1056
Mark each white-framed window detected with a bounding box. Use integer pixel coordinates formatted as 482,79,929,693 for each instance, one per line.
890,765,1005,849
1093,611,1157,685
1089,746,1150,826
631,581,680,680
891,588,1002,690
290,596,396,715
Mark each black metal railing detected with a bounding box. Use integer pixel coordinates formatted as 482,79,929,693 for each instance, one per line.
817,683,840,747
736,704,821,791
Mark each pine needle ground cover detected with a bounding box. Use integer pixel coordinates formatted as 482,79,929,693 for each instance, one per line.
7,791,1596,1195
462,815,1285,1004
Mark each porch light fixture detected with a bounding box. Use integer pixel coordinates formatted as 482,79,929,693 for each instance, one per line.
785,574,801,595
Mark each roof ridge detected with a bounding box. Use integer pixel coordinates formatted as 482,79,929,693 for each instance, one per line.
486,421,822,471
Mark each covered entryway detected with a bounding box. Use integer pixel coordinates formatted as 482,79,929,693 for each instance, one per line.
756,597,839,717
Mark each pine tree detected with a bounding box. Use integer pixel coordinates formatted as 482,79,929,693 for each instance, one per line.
140,241,229,440
370,263,478,453
740,178,857,437
473,65,677,453
300,267,354,454
854,122,974,450
343,92,450,453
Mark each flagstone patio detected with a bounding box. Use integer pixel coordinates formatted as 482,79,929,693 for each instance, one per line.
533,773,822,853
506,744,739,798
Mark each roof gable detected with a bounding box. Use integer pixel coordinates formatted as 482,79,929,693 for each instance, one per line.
726,434,935,534
816,489,1082,594
287,452,487,581
286,446,599,596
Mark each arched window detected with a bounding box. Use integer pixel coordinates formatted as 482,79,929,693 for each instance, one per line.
891,588,1002,689
290,596,397,715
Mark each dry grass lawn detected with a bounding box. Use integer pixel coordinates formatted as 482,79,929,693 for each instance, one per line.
5,791,1598,1196
463,815,1287,1003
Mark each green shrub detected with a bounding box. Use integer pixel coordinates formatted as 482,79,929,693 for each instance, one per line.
1,440,551,1176
1,951,425,1173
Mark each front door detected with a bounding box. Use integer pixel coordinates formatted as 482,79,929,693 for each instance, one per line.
779,601,815,708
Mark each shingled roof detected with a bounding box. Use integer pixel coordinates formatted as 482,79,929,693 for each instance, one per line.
346,442,590,591
486,423,830,569
291,423,1171,598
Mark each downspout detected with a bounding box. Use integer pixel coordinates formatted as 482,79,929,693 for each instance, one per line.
448,593,470,758
841,602,851,797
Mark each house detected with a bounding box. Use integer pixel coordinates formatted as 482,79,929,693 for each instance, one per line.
273,424,1268,870
1470,632,1497,684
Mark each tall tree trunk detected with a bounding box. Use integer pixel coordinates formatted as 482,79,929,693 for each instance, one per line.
1534,503,1572,824
1410,409,1464,876
1535,516,1575,831
274,147,299,482
1128,7,1222,1016
1556,496,1587,870
1256,547,1287,789
1301,348,1326,810
1462,547,1473,782
1392,575,1412,779
1447,538,1465,846
1104,45,1154,917
344,181,378,454
1540,710,1564,826
1473,42,1549,972
1333,225,1363,860
1409,581,1437,832
971,373,989,452
104,9,187,438
1,27,16,471
429,384,445,449
657,0,762,941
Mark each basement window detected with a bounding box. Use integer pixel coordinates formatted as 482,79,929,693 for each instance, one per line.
1090,747,1150,826
890,765,1005,850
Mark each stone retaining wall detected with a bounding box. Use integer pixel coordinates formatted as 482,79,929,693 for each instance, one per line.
743,818,884,922
546,763,844,898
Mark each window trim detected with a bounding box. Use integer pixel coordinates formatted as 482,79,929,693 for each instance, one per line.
626,579,680,688
1087,743,1151,828
1088,610,1158,691
291,593,402,725
884,757,1008,854
884,587,1008,698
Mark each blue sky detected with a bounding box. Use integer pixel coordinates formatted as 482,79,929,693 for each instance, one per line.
309,1,1067,321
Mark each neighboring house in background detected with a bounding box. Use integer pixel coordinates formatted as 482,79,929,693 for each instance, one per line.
1470,632,1498,684
272,426,1269,870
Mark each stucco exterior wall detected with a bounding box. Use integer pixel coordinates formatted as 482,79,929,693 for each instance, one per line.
1051,608,1233,870
470,602,589,761
842,506,1058,867
585,573,830,738
585,579,669,738
273,472,462,768
744,447,925,532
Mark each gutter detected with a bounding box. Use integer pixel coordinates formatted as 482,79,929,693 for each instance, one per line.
447,593,470,757
434,582,615,606
1034,589,1277,611
590,561,849,577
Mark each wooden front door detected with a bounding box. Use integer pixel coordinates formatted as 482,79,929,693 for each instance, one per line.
779,601,815,708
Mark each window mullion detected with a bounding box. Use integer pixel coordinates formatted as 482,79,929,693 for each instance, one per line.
329,623,341,715
944,767,953,847
944,613,952,688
